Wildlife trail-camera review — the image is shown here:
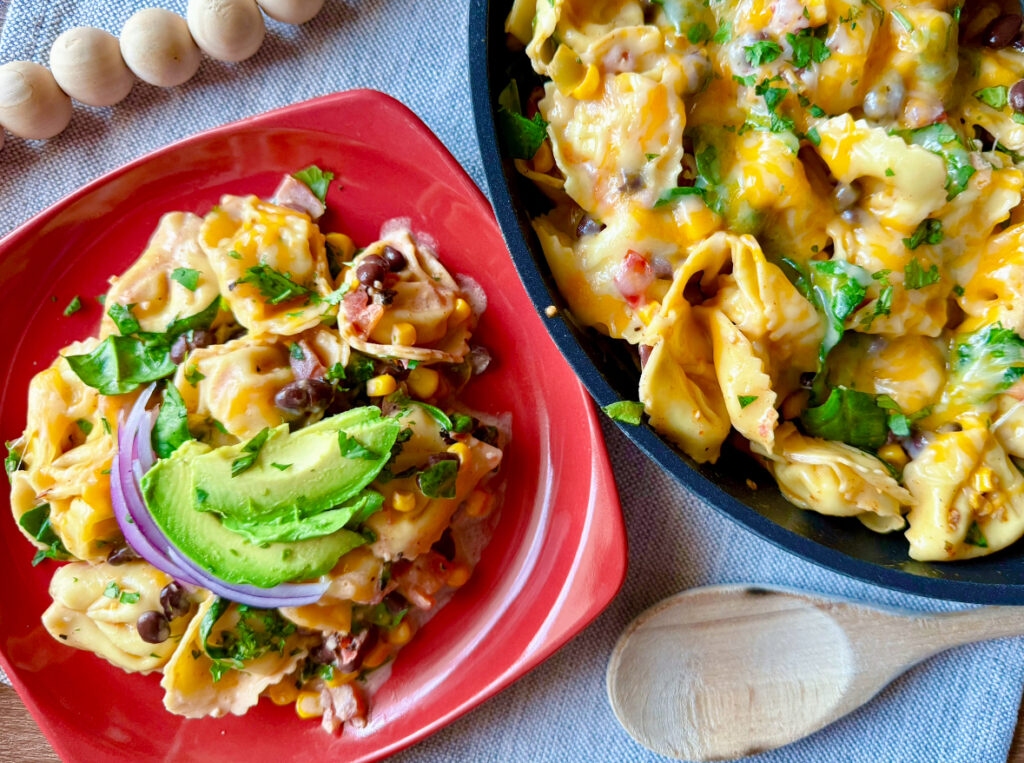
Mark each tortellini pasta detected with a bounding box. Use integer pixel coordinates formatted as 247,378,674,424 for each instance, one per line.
511,0,1024,560
43,561,194,673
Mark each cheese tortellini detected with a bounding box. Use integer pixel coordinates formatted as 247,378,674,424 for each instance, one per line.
511,0,1024,559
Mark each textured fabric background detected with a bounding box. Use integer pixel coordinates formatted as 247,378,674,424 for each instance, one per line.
1,2,1022,761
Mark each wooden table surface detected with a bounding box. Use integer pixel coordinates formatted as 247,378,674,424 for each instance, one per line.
1,682,1023,762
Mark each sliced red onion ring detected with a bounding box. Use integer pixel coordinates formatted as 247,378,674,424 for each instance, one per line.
110,383,329,607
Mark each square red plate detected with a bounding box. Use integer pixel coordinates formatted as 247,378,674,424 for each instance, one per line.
0,90,627,762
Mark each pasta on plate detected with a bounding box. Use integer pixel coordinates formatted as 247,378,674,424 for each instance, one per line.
7,168,507,733
504,0,1024,560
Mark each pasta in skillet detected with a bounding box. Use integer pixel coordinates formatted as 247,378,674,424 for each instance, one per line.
7,168,507,732
505,0,1024,560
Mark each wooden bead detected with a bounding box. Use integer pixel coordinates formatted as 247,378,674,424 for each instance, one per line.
0,62,73,140
120,9,202,88
187,0,266,62
50,27,134,107
256,0,325,24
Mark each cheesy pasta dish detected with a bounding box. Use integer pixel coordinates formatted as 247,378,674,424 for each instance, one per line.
6,168,505,731
503,0,1024,560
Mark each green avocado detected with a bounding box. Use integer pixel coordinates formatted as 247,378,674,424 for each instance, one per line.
140,407,401,587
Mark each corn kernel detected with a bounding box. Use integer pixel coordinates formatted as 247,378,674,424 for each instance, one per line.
366,374,397,397
447,442,472,467
637,301,661,326
972,467,995,494
571,64,601,99
446,562,472,588
969,491,984,511
362,641,391,669
325,232,356,261
266,680,300,706
295,690,323,719
408,366,440,399
531,141,554,174
391,321,417,346
878,443,908,470
392,490,417,513
464,489,493,518
386,620,414,647
327,670,358,688
452,298,472,324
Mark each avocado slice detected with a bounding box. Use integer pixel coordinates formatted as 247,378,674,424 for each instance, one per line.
191,406,400,525
140,407,402,587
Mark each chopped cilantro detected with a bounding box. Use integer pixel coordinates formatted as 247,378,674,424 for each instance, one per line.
170,267,201,291
292,165,334,204
63,296,82,317
975,86,1009,110
738,395,758,408
902,218,943,250
237,265,312,305
786,26,830,68
745,40,782,66
688,22,711,43
103,581,120,599
965,521,988,548
231,428,271,477
904,258,941,289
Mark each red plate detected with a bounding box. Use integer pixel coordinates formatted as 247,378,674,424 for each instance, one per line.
0,90,627,762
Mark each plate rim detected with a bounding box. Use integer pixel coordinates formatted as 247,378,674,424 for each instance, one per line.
0,87,628,761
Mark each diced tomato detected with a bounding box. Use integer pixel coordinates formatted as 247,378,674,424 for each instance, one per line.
343,289,384,337
615,250,654,305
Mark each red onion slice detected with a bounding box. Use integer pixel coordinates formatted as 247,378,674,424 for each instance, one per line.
110,384,329,607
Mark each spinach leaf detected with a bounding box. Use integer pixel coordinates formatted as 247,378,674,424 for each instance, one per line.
5,442,22,476
809,259,872,362
892,123,975,200
417,459,458,499
64,335,177,396
799,387,888,450
18,503,71,566
496,80,549,160
412,402,453,432
164,297,221,338
951,324,1024,401
292,165,334,204
357,602,409,630
738,395,758,408
231,428,271,477
654,186,705,207
107,303,141,335
152,381,193,459
603,400,645,425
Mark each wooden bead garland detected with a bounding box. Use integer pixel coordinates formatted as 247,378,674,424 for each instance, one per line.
0,0,325,148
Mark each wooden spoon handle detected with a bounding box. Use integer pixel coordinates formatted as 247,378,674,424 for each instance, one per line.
894,607,1024,663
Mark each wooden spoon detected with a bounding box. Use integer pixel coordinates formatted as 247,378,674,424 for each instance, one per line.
606,584,1024,760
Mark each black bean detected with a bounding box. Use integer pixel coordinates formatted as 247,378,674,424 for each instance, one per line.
170,329,213,364
137,611,170,644
275,379,335,417
576,215,605,237
160,582,190,620
426,452,460,467
107,545,139,565
382,245,407,271
984,14,1022,48
356,255,388,286
652,256,674,279
1011,81,1024,113
169,334,190,364
799,372,816,389
432,528,456,561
